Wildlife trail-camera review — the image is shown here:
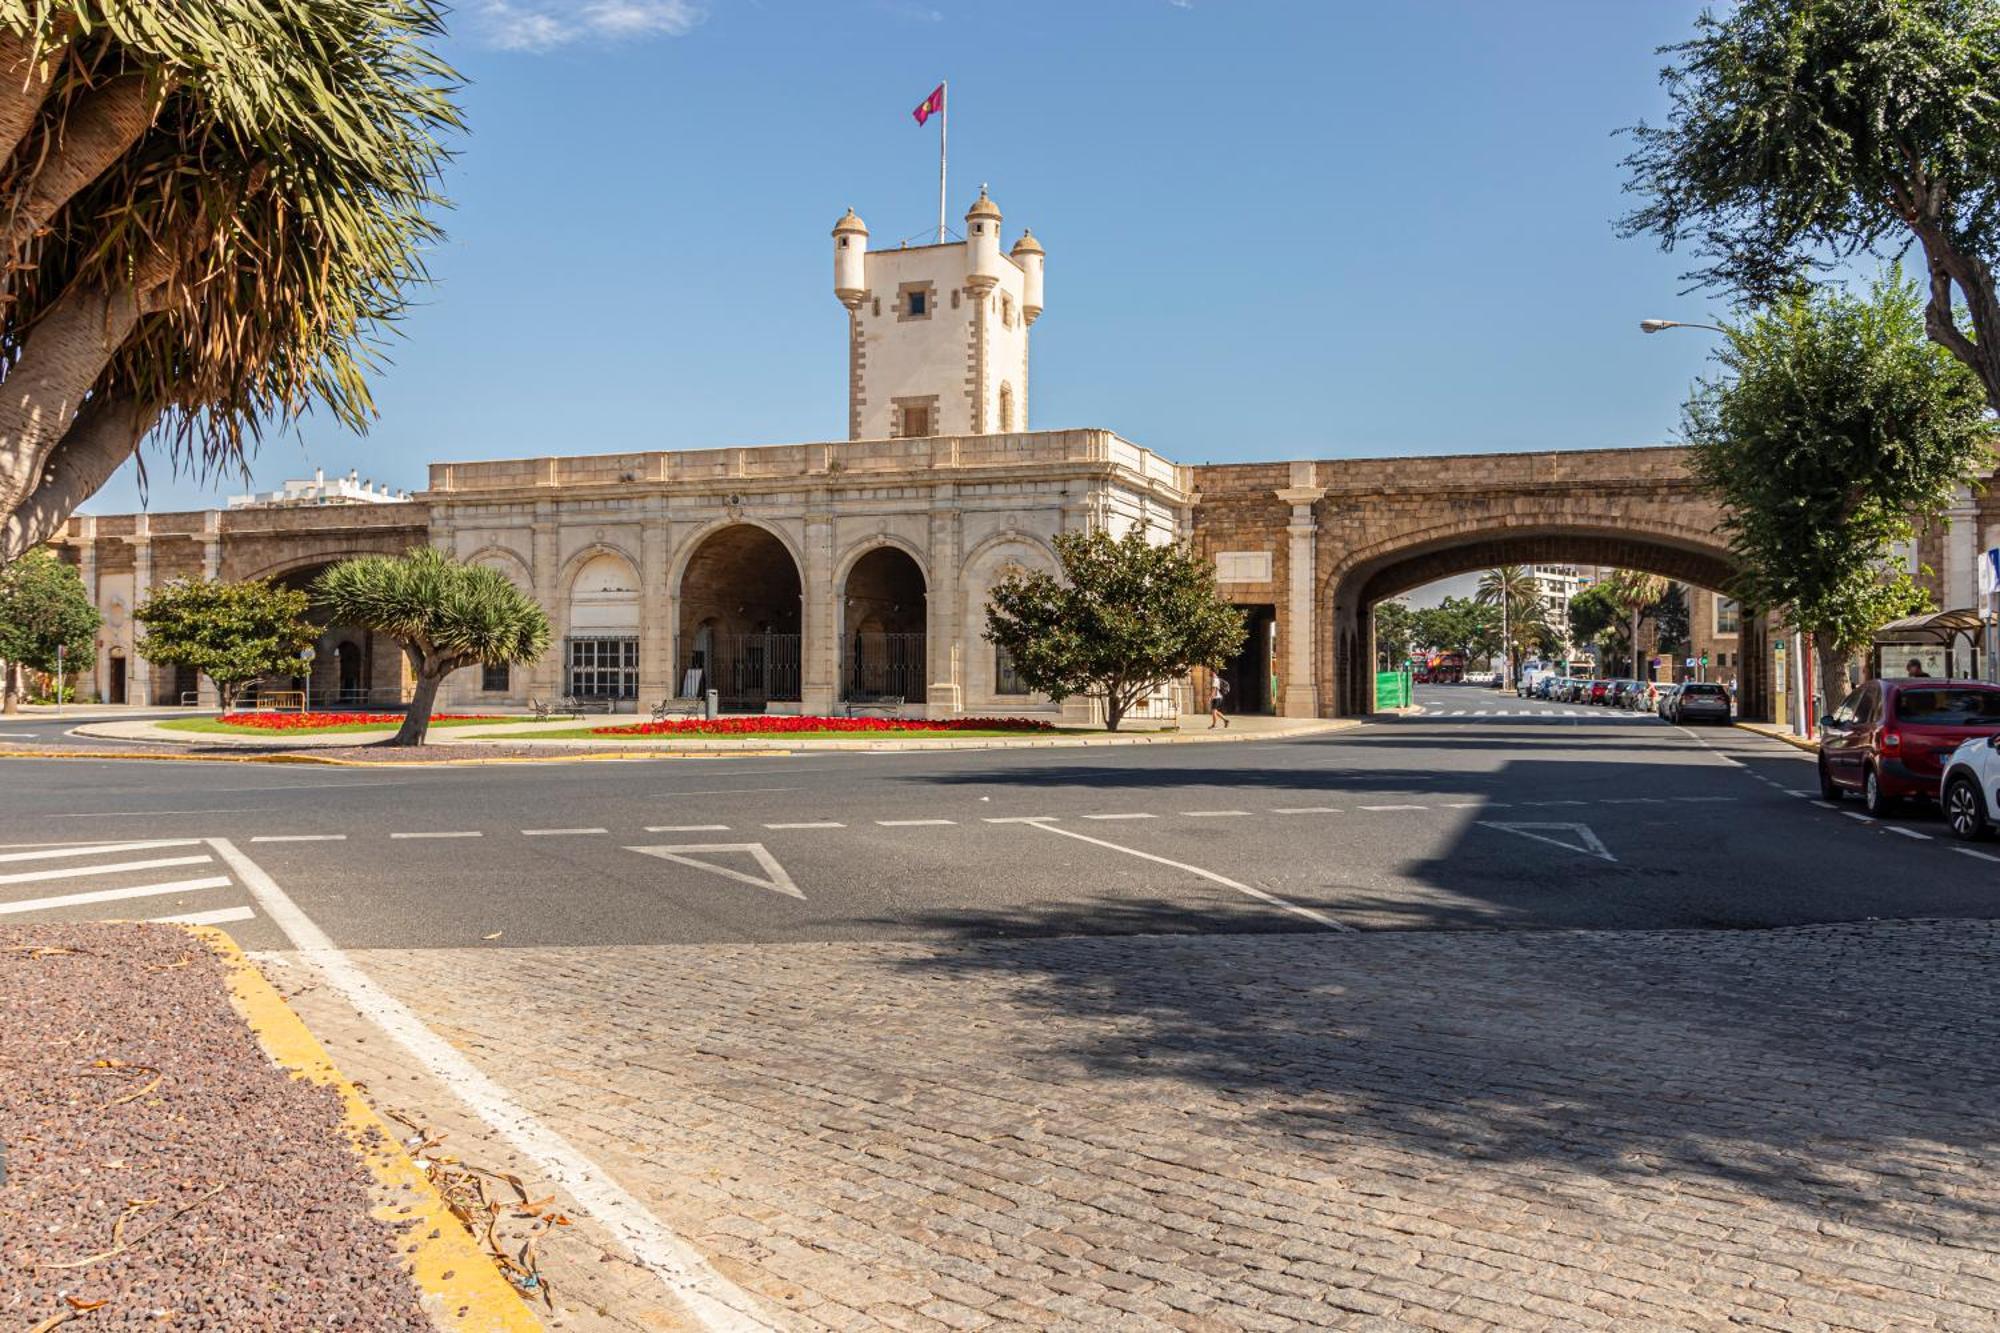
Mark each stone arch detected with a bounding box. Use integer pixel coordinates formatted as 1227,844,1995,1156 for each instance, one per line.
238,550,417,707
676,521,804,708
237,548,405,585
1320,518,1756,719
960,530,1062,709
667,517,805,600
841,544,928,703
833,533,931,594
464,544,532,590
560,548,642,704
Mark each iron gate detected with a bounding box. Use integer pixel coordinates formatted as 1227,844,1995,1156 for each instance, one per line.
687,633,801,709
845,632,926,702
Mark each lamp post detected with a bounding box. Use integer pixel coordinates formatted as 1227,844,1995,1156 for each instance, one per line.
1639,318,1727,335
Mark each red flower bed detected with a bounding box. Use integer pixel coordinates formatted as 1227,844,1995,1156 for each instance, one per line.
216,712,500,731
591,715,1057,737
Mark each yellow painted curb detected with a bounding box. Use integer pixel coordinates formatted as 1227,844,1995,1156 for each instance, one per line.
0,745,789,766
1733,722,1819,753
189,926,541,1333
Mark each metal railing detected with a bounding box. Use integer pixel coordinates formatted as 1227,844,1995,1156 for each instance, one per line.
843,632,926,703
688,633,801,709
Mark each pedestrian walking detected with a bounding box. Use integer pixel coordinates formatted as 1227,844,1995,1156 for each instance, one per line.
1209,671,1230,728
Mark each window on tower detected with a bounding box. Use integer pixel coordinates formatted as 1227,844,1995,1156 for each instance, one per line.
908,289,927,316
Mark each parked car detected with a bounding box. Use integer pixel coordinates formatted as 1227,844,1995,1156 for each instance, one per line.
1563,677,1591,703
1627,681,1659,712
1536,675,1561,700
1820,679,2000,816
1607,679,1645,708
1464,670,1497,686
1671,681,1732,725
1655,682,1683,719
1587,679,1612,705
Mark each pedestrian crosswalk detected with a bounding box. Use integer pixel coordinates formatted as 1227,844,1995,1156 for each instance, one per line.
0,839,259,928
1432,707,1654,719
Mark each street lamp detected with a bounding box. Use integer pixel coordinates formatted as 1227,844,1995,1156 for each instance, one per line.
1639,318,1727,335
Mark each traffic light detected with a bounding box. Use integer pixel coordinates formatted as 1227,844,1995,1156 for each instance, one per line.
1700,653,1709,666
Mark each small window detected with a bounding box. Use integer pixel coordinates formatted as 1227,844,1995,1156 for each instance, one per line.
902,403,932,437
995,646,1029,696
1714,596,1741,635
482,662,509,692
907,289,927,317
998,383,1014,432
1001,294,1015,329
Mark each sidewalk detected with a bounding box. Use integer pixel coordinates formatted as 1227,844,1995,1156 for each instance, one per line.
0,921,536,1332
1735,718,1819,752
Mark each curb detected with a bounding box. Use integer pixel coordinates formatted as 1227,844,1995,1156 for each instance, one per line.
191,926,541,1332
1733,722,1819,753
0,745,795,767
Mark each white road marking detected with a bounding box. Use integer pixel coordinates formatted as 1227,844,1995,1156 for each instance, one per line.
0,838,200,864
1082,813,1156,821
1956,847,2000,863
875,819,957,827
523,827,608,836
1602,797,1665,805
645,823,729,832
1812,801,1842,810
390,831,483,839
1785,789,1815,798
1675,796,1736,803
0,875,232,915
1843,812,1874,824
205,839,772,1332
984,816,1059,823
627,842,804,900
1359,804,1429,812
1478,822,1616,863
1019,820,1350,932
250,834,349,843
1887,827,1931,840
1183,810,1250,818
1442,802,1485,809
147,904,255,927
0,853,211,886
763,821,843,830
1271,806,1342,814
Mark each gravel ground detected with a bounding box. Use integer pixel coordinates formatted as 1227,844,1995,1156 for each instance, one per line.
0,922,432,1330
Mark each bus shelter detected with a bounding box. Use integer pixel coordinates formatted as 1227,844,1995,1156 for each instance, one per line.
1870,609,1987,681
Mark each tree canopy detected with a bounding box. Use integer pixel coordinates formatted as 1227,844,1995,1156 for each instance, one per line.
0,0,460,564
1411,597,1502,665
0,547,96,709
313,548,549,745
983,529,1246,731
134,577,315,709
1620,0,2000,410
1373,599,1419,669
1680,272,1993,692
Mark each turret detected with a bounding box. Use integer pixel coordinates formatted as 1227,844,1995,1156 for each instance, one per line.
965,187,1003,290
1011,230,1044,325
832,208,868,308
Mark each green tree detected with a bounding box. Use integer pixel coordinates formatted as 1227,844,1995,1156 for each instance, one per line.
135,578,316,710
313,548,550,746
1417,596,1503,666
1373,599,1419,670
1653,583,1691,660
1569,584,1627,672
0,1,459,565
1681,274,1993,698
1476,565,1545,680
1603,570,1669,680
0,548,97,711
984,529,1246,731
1620,0,2000,411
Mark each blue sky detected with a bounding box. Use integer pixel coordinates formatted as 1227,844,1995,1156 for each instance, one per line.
90,0,1732,514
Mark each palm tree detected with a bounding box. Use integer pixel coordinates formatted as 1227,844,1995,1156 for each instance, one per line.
1476,565,1543,680
1603,569,1669,678
0,1,459,565
313,550,550,746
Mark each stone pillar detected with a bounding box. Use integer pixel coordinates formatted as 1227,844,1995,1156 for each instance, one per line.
128,517,152,706
1944,486,1979,609
640,512,673,702
198,512,223,707
1737,609,1774,724
1276,476,1325,718
926,490,963,718
530,505,561,700
73,517,98,702
801,509,837,714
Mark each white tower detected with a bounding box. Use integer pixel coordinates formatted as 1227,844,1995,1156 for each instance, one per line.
833,187,1045,441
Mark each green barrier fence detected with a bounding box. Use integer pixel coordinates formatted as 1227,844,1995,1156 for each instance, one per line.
1374,670,1412,710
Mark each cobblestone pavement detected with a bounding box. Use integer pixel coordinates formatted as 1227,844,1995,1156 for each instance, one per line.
298,920,2000,1331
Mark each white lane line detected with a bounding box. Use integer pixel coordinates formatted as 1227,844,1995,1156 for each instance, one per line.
1843,811,1875,824
1956,847,2000,863
1359,804,1429,812
1183,810,1250,818
984,816,1059,823
0,853,211,886
250,834,349,843
147,904,256,927
0,875,231,915
1018,820,1351,932
1674,796,1735,803
1602,798,1665,805
1082,813,1156,821
1785,789,1815,798
0,838,201,864
522,828,608,836
1887,827,1932,841
204,839,773,1331
1812,801,1842,810
875,819,957,827
1442,802,1485,809
1272,806,1342,814
390,831,483,840
763,821,844,830
645,824,729,832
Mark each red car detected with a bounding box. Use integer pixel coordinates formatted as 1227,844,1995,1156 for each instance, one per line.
1587,679,1612,705
1818,678,2000,816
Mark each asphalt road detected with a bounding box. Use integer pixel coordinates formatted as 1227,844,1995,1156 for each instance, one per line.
0,684,1987,951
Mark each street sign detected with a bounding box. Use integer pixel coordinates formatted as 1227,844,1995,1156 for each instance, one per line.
299,646,317,662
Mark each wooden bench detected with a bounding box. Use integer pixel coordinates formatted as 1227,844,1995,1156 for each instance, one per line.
843,693,905,718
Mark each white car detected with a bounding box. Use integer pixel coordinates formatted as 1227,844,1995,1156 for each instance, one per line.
1463,670,1497,685
1941,735,2000,839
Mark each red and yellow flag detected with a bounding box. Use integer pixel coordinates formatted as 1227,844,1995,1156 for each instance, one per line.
912,84,944,126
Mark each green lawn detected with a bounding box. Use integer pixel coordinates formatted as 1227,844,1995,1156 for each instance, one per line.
158,716,504,736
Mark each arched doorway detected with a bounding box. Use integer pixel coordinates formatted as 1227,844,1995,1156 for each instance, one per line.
264,561,394,707
842,547,926,703
336,641,362,700
677,525,803,709
565,552,641,707
1328,528,1765,720
107,650,126,705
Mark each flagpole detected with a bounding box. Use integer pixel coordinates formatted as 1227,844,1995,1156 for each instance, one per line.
936,80,948,244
